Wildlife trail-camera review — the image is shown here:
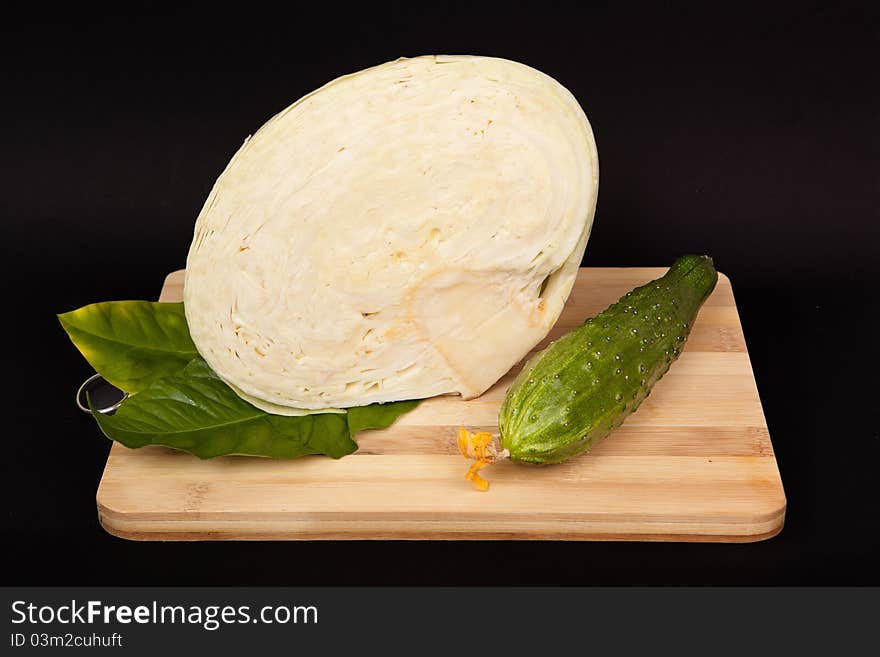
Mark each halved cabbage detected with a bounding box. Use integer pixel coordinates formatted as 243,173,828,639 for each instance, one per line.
184,55,598,412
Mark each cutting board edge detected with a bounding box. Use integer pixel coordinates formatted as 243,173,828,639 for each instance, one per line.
96,507,786,543
96,465,787,543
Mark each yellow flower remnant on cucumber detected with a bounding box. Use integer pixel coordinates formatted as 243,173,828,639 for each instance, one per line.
457,427,509,491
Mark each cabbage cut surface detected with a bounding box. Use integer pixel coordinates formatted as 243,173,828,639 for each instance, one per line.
184,55,599,412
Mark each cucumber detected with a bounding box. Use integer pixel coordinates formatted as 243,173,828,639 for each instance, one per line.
499,255,718,464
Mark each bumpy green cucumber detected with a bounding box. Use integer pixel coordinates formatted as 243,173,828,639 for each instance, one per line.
499,255,718,464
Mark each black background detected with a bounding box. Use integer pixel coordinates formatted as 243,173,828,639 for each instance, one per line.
3,0,878,585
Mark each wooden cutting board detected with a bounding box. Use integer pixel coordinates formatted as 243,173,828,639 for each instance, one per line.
96,268,785,542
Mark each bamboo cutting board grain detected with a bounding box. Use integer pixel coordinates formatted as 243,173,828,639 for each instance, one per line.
96,268,786,541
